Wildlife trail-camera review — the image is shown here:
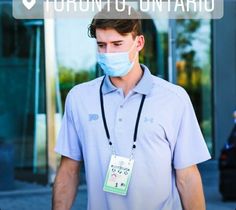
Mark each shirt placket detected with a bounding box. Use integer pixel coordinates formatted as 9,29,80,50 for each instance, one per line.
114,89,135,156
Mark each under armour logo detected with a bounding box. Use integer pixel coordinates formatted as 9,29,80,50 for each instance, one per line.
144,117,154,123
89,114,99,121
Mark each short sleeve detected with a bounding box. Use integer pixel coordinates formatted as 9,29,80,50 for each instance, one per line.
173,91,211,169
54,91,83,161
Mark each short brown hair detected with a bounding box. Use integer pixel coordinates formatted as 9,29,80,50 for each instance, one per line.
88,3,142,39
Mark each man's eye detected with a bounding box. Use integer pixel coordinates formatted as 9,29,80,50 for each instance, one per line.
114,43,122,46
98,44,104,48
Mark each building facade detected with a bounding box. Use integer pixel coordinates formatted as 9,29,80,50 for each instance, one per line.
0,0,235,185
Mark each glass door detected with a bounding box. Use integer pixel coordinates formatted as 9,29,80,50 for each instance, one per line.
140,18,169,80
0,2,47,185
175,19,213,155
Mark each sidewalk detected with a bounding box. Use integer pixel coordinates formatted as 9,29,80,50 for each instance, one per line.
0,160,235,210
0,182,87,210
199,160,236,210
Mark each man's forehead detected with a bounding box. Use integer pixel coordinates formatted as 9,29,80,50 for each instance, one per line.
95,28,132,42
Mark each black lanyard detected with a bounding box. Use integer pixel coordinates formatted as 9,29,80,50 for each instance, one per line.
99,76,146,150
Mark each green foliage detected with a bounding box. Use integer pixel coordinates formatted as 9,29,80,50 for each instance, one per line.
58,65,96,110
176,19,201,49
176,19,213,148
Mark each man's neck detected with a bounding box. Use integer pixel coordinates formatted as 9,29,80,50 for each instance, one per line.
109,63,143,97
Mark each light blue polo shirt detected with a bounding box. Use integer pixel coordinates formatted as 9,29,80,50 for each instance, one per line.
55,64,211,210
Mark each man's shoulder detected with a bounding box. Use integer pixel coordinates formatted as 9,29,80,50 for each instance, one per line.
69,76,103,97
151,75,189,103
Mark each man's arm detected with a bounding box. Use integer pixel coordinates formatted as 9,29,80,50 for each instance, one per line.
52,156,82,210
176,164,206,210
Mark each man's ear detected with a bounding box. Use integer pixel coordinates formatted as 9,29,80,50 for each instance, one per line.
137,35,145,52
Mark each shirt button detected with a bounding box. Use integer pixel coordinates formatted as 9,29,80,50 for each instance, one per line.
118,118,122,122
120,105,123,108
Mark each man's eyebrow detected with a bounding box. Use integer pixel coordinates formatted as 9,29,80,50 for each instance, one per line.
96,40,124,44
111,40,123,43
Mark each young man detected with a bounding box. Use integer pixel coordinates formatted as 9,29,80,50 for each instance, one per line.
52,5,211,210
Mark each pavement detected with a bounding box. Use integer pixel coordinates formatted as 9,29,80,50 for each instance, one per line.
0,160,235,210
199,160,236,210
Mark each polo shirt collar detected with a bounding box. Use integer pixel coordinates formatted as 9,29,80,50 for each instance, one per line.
101,64,153,95
102,74,117,94
133,64,153,95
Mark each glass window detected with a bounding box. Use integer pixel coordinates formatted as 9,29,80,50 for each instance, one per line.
0,3,47,184
141,18,169,79
176,19,213,154
55,19,97,109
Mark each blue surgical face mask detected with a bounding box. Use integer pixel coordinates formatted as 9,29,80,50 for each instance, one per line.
97,38,138,77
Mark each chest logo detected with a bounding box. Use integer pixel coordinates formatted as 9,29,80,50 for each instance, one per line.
89,114,99,121
144,117,154,123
